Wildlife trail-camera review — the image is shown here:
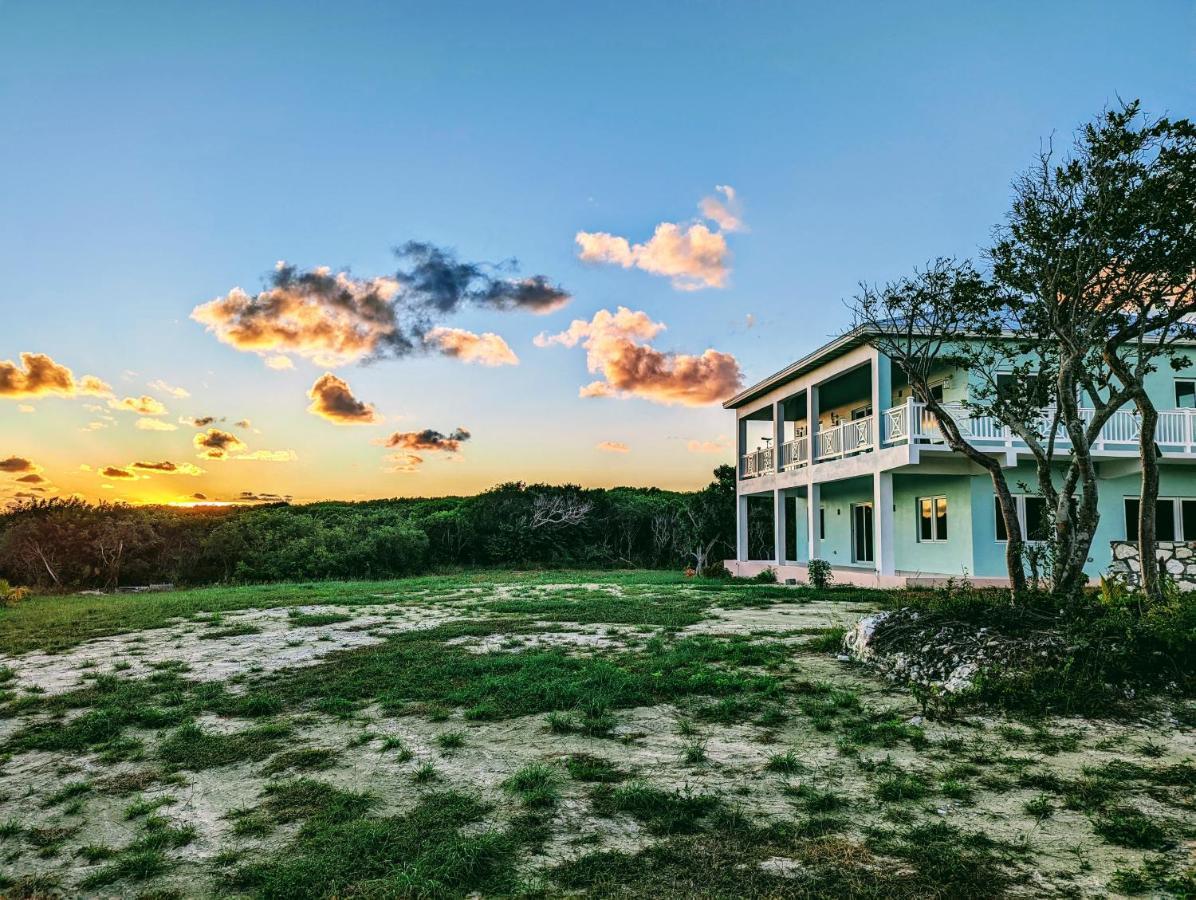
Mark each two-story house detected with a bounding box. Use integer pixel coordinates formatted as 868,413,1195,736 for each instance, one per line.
723,327,1196,586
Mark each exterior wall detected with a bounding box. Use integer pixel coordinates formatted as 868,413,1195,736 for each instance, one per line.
892,473,974,576
814,478,874,568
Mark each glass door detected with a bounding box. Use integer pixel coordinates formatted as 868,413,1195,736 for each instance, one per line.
851,502,874,564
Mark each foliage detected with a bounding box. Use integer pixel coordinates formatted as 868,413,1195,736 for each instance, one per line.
0,580,29,608
0,469,736,589
806,558,833,590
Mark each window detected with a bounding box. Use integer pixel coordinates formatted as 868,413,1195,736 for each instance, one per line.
851,405,873,420
917,496,948,542
928,381,946,402
1124,497,1196,541
1176,380,1196,409
994,495,1051,543
819,506,826,540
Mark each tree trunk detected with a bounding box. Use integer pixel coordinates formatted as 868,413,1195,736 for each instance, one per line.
992,474,1028,598
1137,402,1162,601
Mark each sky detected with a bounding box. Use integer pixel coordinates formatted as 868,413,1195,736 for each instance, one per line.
1,1,1193,507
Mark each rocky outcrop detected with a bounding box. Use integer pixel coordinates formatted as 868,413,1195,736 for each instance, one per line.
842,608,1064,695
1108,540,1196,590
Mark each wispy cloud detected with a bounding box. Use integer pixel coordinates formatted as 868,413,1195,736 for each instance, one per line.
136,418,178,431
687,436,732,454
306,373,380,425
108,395,168,416
148,379,190,399
596,441,630,453
698,185,746,233
535,307,742,406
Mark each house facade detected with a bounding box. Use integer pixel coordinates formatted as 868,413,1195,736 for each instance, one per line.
723,329,1196,587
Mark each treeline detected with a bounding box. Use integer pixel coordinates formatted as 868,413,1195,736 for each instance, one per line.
0,467,735,589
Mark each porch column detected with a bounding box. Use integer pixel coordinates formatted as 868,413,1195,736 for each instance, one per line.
807,385,820,465
871,349,892,443
874,470,895,576
807,481,821,561
736,492,749,561
737,415,748,479
773,399,785,469
773,488,787,564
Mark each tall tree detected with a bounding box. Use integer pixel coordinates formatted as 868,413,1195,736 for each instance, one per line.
991,101,1196,600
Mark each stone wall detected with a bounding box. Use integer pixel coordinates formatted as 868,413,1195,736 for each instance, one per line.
1108,540,1196,590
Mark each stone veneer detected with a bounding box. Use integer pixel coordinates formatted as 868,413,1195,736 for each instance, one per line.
1108,540,1196,590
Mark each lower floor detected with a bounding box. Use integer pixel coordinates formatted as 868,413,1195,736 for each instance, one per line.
731,462,1196,585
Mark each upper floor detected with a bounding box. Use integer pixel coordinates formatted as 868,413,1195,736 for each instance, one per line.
726,329,1196,486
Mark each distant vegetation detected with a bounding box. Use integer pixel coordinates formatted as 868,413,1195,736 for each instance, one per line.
0,467,736,590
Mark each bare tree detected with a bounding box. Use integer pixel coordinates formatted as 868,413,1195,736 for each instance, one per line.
529,493,593,530
850,260,1029,597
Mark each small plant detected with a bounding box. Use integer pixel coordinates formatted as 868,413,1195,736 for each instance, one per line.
435,730,466,751
753,566,778,584
1093,807,1173,850
502,763,561,808
564,754,624,783
1023,793,1054,820
0,580,30,608
681,741,707,764
765,750,806,774
806,559,833,590
411,763,439,783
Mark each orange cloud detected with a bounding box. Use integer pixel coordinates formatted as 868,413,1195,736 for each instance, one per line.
233,449,297,462
376,427,470,453
108,395,168,416
687,437,732,454
0,353,111,399
194,428,247,460
575,187,743,291
0,456,37,474
535,307,742,406
265,355,294,370
383,452,424,473
100,466,137,479
306,373,380,425
130,460,205,476
148,379,190,399
424,327,519,366
596,441,630,453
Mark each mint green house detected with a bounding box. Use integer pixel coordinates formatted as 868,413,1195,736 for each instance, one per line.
724,328,1196,586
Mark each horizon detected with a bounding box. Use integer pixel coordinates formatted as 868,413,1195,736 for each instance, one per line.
3,1,1192,507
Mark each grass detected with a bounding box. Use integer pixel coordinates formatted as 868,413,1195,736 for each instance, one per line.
590,781,721,835
502,763,562,808
157,722,291,770
564,754,625,783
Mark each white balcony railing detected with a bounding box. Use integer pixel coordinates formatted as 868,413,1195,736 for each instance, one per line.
780,435,809,470
883,398,1196,454
741,446,775,478
817,415,874,460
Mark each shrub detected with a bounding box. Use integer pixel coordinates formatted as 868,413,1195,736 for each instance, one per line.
753,566,778,584
807,559,833,590
0,580,29,607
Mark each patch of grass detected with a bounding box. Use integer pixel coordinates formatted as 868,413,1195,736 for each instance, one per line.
158,721,291,770
199,623,262,640
43,779,92,808
875,771,931,803
564,754,625,783
590,781,720,835
262,747,339,775
765,750,807,774
231,791,518,898
1092,807,1173,850
435,730,466,751
288,612,352,628
805,626,847,652
681,741,707,764
259,778,376,825
502,763,561,808
412,763,439,784
1023,793,1054,820
124,795,175,820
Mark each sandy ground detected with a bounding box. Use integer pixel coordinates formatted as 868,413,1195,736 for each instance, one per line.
0,582,1191,898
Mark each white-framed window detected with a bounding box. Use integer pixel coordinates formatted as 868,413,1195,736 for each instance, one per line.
1176,380,1196,409
917,496,948,542
1124,497,1196,541
993,495,1050,543
850,404,873,420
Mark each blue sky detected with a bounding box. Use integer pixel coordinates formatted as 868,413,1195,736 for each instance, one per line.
1,1,1192,504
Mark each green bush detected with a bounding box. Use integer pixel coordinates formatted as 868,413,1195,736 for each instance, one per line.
807,559,833,590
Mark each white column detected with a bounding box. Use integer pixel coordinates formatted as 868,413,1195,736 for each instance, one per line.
874,470,895,576
736,493,749,561
773,488,787,564
807,385,820,465
807,482,821,561
773,399,785,470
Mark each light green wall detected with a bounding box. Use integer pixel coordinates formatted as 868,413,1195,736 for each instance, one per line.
893,473,974,576
815,478,874,568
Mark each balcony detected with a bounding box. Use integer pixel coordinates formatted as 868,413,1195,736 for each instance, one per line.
883,399,1196,455
739,399,1196,480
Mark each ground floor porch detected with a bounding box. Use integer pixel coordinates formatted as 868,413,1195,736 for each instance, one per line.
730,462,1196,585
